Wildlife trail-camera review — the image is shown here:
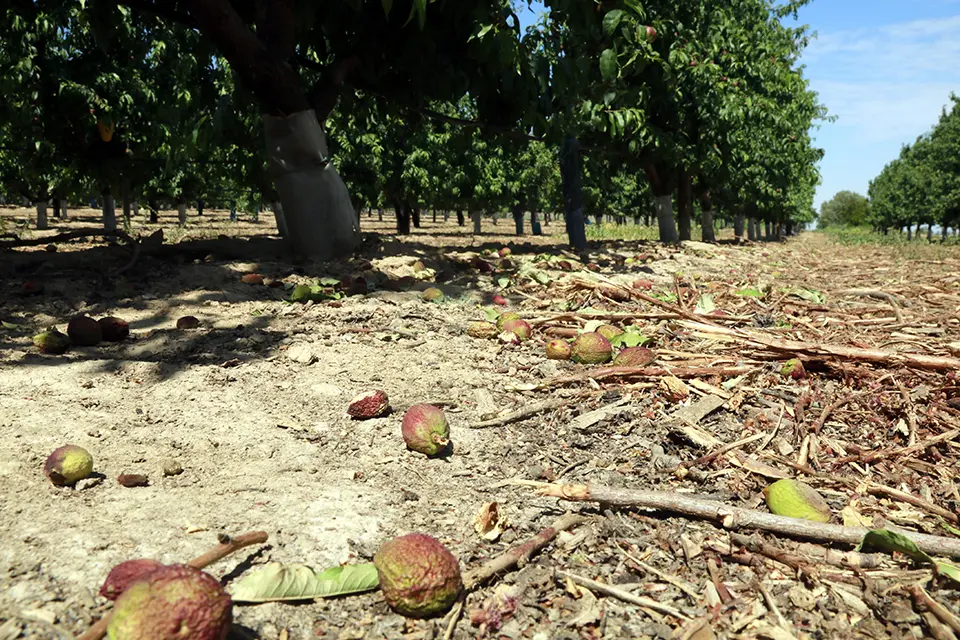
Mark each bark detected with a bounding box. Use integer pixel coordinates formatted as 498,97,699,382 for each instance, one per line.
764,220,771,240
148,199,159,224
531,207,542,236
411,207,421,228
654,195,679,243
456,209,464,226
432,209,437,223
786,221,794,236
52,199,61,219
928,224,934,242
59,199,68,221
734,214,745,240
36,202,48,230
560,135,587,252
377,208,383,222
197,199,204,216
907,225,913,240
132,201,138,219
472,209,482,234
747,218,757,241
177,197,187,226
699,192,716,243
676,170,692,241
122,183,132,224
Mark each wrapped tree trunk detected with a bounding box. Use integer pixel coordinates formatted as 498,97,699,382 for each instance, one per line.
272,201,289,238
734,214,745,241
560,135,587,252
472,209,482,234
263,111,359,257
36,201,48,230
102,192,117,231
747,218,757,241
676,171,693,241
177,196,187,226
699,192,716,243
531,207,542,236
654,195,679,243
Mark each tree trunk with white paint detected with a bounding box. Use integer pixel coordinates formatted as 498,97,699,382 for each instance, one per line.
102,195,117,231
36,202,48,230
654,195,679,243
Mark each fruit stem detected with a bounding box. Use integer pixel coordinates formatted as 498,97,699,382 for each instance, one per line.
76,530,269,640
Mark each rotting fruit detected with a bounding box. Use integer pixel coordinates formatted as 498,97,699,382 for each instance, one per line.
33,329,70,354
106,564,232,640
44,444,94,486
402,404,450,456
68,315,103,346
613,346,655,367
500,319,531,342
373,533,463,619
545,339,572,360
100,559,166,600
98,317,129,342
571,332,613,365
348,390,391,419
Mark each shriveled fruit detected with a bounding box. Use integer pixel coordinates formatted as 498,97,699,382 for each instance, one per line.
44,444,93,486
500,319,531,342
373,533,463,619
98,317,130,342
466,322,498,339
33,329,70,354
100,559,166,600
495,311,521,331
764,479,831,523
240,273,264,285
571,333,613,364
176,316,201,330
492,294,508,307
107,564,232,640
67,315,102,346
545,340,572,360
613,346,655,367
117,474,149,487
348,390,390,419
780,358,807,380
498,247,512,258
402,404,450,456
596,324,623,341
422,287,444,302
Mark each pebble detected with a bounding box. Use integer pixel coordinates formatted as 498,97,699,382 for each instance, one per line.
162,459,183,476
285,343,317,364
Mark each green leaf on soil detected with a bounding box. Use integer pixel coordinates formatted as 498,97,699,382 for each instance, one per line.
857,529,929,562
610,328,649,348
483,307,500,322
734,287,764,298
694,294,716,315
582,319,606,333
785,288,826,304
1,321,27,331
229,562,380,603
938,517,960,538
319,277,341,286
497,277,511,289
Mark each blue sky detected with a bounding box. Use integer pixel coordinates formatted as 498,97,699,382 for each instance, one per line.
518,1,960,209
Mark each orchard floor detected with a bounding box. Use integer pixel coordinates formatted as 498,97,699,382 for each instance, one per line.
2,206,960,639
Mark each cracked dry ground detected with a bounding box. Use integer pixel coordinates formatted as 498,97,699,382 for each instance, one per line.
2,222,960,639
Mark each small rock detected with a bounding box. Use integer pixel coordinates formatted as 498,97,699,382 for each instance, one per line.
75,476,103,491
162,460,183,476
285,343,317,364
117,474,149,488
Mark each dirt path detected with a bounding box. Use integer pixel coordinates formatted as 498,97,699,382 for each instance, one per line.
2,211,960,639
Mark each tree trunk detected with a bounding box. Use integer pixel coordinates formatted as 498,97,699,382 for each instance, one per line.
747,218,757,241
412,207,421,228
59,199,68,221
513,204,524,235
354,203,362,228
786,221,794,236
177,199,187,226
432,209,437,223
943,225,949,242
103,194,117,231
907,225,913,240
262,111,359,258
560,135,587,252
927,224,933,242
443,210,449,222
544,211,551,225
197,199,204,216
734,214,745,241
272,201,289,238
677,171,692,242
132,201,139,219
472,209,482,234
699,193,716,243
122,184,132,225
915,222,921,239
378,208,383,221
531,207,542,236
396,203,411,235
148,199,159,224
654,195,679,243
36,202,48,230
457,209,465,226
52,198,61,219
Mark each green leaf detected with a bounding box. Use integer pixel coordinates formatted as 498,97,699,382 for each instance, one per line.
583,319,605,333
497,277,511,289
603,10,624,35
381,0,392,18
229,563,379,603
610,330,649,348
319,277,341,286
1,321,26,331
936,561,960,586
786,288,825,304
599,49,618,82
483,307,500,322
694,294,716,315
734,287,764,298
856,529,929,563
938,517,960,538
